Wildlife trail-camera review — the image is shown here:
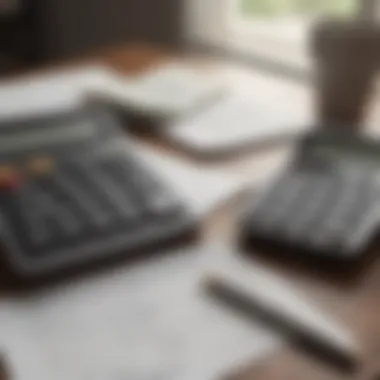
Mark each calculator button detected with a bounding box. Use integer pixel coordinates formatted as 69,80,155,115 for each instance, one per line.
27,156,55,176
15,186,50,247
313,173,380,253
312,183,361,245
89,159,140,219
0,165,20,190
251,174,306,231
266,175,312,228
49,168,112,227
37,189,81,237
284,177,332,241
9,183,81,251
343,202,380,254
327,186,361,225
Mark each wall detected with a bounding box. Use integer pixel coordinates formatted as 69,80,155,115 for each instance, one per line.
33,0,185,62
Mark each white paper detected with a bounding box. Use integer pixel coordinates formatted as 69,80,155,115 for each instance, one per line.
0,66,118,121
92,63,225,117
0,62,225,122
130,142,254,216
167,92,311,153
0,245,281,380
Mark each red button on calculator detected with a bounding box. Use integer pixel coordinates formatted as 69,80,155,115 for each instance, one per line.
0,166,20,190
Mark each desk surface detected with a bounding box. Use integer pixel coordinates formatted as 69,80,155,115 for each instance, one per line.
4,44,380,380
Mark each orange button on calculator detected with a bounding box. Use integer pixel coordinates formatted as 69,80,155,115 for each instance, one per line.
27,157,55,176
0,165,20,190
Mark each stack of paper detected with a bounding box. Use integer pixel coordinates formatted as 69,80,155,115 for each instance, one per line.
0,66,117,121
90,63,226,118
166,91,312,156
0,62,225,122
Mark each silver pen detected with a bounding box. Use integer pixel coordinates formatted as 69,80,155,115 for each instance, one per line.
203,268,361,372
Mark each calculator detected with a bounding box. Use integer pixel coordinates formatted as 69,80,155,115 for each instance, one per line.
239,131,380,262
0,104,196,280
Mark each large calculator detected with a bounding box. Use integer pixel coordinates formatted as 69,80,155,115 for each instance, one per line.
0,105,195,280
240,131,380,262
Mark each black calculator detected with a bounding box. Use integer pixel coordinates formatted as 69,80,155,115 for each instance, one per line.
240,131,380,262
0,104,196,280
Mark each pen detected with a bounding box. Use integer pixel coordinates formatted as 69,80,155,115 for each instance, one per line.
203,272,361,372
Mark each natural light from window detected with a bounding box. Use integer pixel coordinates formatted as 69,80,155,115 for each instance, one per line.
227,0,359,70
237,0,358,37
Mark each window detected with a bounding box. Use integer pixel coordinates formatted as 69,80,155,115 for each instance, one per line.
239,0,358,18
237,0,358,43
230,0,362,70
187,0,377,73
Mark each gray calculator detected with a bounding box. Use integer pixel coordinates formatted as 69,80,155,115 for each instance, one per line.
0,104,196,281
240,131,380,261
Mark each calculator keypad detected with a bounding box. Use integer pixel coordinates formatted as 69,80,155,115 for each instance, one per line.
0,152,186,263
244,165,380,258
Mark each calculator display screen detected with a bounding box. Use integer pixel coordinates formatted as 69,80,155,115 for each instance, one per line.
0,121,95,153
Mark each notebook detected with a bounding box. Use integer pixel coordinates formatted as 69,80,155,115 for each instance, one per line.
165,92,312,157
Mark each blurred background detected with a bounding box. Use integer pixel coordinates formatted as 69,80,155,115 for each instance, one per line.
0,0,373,76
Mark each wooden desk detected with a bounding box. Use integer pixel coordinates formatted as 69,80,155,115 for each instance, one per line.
5,44,380,380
